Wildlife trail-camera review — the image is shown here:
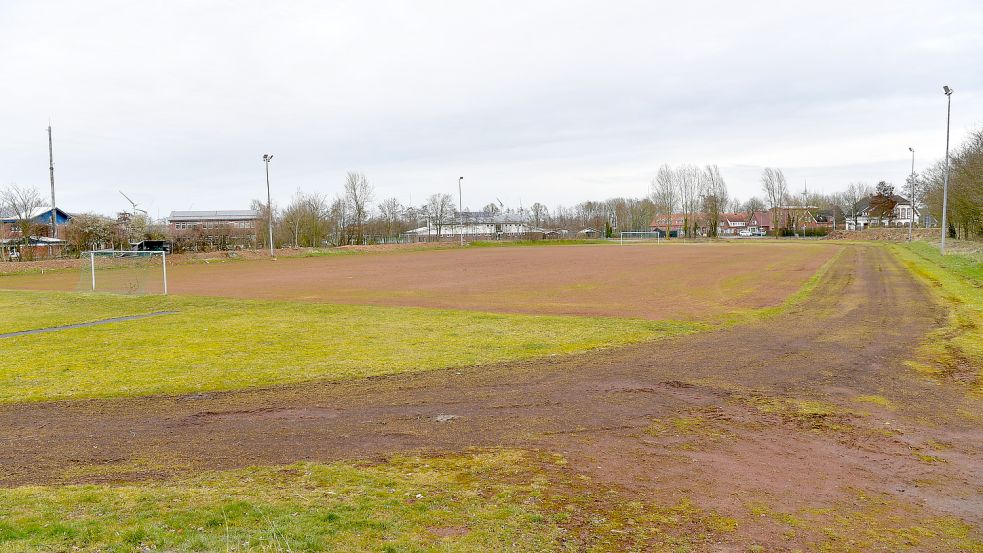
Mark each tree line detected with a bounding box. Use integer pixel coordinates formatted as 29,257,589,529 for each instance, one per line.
2,125,979,258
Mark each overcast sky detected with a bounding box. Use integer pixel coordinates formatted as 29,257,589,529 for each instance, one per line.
2,0,981,217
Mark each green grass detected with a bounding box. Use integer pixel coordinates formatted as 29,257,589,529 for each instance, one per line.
0,450,562,553
888,241,983,392
0,290,702,403
0,292,172,334
0,449,755,553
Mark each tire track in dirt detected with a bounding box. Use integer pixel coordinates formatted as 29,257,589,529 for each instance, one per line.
1,244,981,547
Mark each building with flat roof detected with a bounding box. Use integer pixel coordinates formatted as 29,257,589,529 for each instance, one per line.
167,210,259,250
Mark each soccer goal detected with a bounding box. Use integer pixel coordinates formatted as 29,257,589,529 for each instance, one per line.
79,250,168,295
619,231,663,244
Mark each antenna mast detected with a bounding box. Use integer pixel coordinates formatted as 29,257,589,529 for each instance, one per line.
48,124,57,239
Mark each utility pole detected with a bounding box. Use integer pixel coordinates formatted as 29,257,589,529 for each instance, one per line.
458,176,464,246
908,147,915,242
48,124,57,239
940,86,953,254
800,180,808,239
263,154,275,257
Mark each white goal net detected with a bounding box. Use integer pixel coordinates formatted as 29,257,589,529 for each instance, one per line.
78,250,168,295
619,231,663,244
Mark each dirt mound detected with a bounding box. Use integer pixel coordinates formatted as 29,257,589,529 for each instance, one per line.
337,242,462,253
825,228,938,241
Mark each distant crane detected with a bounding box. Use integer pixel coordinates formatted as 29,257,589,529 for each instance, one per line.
119,191,148,216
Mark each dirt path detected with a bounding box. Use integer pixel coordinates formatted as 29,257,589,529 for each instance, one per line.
2,244,980,549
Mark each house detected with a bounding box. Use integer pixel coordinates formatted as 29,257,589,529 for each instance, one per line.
0,206,72,239
0,206,71,260
543,229,570,239
403,212,544,242
649,212,756,237
0,235,67,260
845,195,917,230
648,214,687,237
167,210,259,249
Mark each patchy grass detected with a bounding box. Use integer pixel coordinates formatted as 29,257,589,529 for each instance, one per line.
0,450,755,553
888,242,983,393
644,408,733,450
742,493,982,551
0,290,702,404
0,450,561,553
734,392,858,433
716,245,845,326
854,394,897,410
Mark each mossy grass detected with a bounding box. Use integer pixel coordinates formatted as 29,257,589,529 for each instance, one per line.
0,447,763,552
888,241,983,393
0,450,562,552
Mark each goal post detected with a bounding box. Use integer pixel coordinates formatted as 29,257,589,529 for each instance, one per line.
81,250,168,295
619,231,663,244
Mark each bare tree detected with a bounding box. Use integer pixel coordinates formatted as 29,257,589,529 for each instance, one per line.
424,193,454,238
250,198,278,250
650,164,679,238
760,168,789,236
841,182,872,229
377,197,403,240
343,172,374,245
701,164,728,238
1,184,46,259
530,202,548,227
678,165,702,238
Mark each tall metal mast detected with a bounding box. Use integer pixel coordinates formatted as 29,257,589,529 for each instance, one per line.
48,124,57,238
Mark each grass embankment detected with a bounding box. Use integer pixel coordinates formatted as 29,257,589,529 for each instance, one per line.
888,241,983,392
0,290,701,404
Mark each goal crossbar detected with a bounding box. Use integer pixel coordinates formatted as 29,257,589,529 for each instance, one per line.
85,250,168,295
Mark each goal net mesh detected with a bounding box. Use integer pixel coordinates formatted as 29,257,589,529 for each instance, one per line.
77,251,166,295
619,231,663,242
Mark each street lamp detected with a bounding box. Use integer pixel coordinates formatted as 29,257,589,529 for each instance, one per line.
908,147,915,241
263,154,275,258
458,177,464,246
940,86,953,254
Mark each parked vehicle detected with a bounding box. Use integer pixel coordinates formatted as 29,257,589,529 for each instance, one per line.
738,230,753,237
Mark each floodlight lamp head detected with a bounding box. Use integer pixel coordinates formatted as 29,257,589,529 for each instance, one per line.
909,147,914,152
943,85,952,96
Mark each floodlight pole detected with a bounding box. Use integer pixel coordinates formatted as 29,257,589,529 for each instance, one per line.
263,154,275,257
161,250,168,295
908,147,915,241
940,87,953,254
458,177,464,246
90,251,96,291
